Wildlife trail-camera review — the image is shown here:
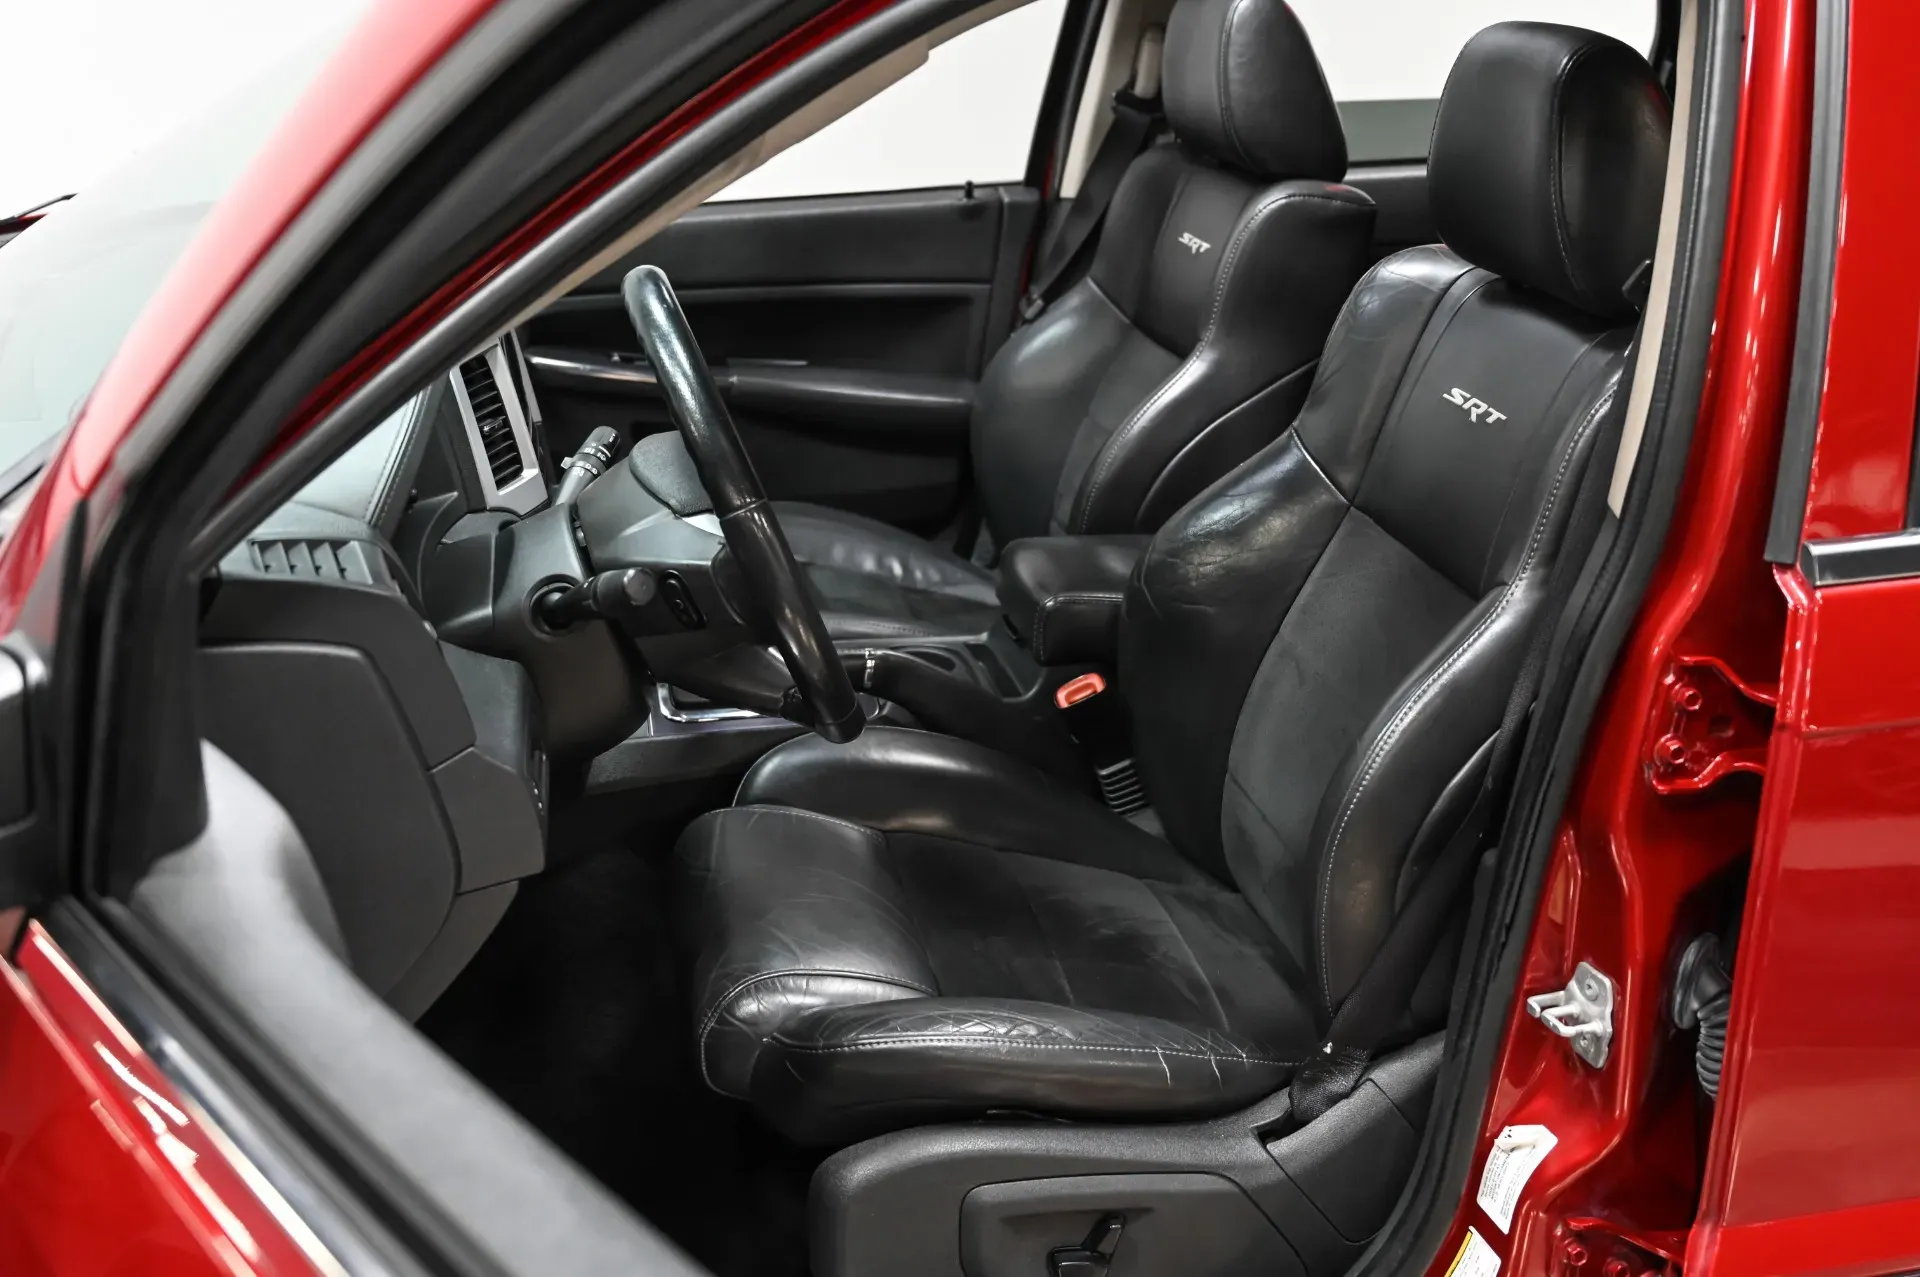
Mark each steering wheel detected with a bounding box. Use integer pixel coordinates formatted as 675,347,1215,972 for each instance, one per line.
620,265,864,744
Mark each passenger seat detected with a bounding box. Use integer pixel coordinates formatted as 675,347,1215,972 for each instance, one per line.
777,0,1375,637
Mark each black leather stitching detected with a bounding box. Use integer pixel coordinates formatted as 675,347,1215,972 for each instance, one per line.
738,804,886,845
1032,591,1125,662
1216,0,1257,171
698,968,936,1091
1314,375,1620,1008
1076,191,1364,532
771,1035,1297,1068
1547,43,1604,308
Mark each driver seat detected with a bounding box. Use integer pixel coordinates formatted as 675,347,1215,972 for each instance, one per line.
676,22,1667,1146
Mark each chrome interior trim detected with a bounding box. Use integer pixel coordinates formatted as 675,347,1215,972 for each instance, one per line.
652,682,764,723
526,347,660,392
1799,528,1920,587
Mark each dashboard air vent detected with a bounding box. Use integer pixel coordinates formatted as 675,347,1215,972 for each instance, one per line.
459,354,524,489
250,539,378,586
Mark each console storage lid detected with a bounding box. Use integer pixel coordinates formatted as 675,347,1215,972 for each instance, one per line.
997,535,1149,666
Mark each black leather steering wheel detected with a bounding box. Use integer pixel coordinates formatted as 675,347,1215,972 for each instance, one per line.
620,265,863,743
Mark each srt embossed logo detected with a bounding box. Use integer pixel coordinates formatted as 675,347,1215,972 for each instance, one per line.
1443,387,1508,424
1177,232,1212,255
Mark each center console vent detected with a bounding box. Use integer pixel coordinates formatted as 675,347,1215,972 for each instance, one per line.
458,354,522,488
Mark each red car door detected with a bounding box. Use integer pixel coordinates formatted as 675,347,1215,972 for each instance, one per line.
1693,0,1920,1271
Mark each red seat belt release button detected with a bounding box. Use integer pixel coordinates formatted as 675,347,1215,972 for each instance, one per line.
1055,672,1107,709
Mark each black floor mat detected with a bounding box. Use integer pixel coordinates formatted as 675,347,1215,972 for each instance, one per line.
420,842,816,1277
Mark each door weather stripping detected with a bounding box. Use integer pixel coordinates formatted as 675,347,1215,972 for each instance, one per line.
1526,961,1616,1069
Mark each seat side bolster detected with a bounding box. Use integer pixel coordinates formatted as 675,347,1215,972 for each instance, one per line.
1068,182,1377,536
676,807,940,1098
751,997,1298,1145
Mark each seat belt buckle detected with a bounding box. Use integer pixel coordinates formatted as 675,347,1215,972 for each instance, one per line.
1018,287,1048,324
1054,675,1146,814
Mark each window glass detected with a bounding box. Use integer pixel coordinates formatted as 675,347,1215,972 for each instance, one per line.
1290,0,1660,162
709,0,1068,202
0,27,356,488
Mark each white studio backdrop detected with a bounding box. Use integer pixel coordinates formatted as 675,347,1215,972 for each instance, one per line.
0,0,1657,216
0,0,373,217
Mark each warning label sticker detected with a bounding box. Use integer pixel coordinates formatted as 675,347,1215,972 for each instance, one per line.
1476,1124,1559,1233
1446,1227,1502,1277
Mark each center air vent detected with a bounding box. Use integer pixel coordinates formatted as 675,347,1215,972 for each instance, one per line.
251,538,379,586
459,353,524,489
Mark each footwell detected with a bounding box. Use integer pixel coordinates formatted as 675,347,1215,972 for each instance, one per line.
421,842,817,1277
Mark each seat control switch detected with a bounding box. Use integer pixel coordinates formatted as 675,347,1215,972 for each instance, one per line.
1049,1214,1125,1277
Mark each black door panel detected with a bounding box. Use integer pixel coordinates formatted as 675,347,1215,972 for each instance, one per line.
535,284,991,378
526,347,972,436
523,185,1039,529
601,187,1011,286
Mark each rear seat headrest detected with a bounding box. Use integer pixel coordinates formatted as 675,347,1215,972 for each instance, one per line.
1430,22,1670,319
1162,0,1347,182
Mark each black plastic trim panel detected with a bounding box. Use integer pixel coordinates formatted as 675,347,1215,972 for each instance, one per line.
579,186,1006,290
1799,529,1920,586
526,345,973,435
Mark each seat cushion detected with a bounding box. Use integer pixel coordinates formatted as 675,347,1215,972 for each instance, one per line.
675,729,1319,1144
773,501,1000,639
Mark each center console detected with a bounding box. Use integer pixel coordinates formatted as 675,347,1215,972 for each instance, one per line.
583,622,1048,801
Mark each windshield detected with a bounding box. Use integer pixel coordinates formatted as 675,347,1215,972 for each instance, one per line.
0,32,349,483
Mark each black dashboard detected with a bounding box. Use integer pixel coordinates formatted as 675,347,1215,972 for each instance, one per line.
195,335,577,1018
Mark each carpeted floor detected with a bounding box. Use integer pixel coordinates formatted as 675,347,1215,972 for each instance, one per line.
420,840,816,1277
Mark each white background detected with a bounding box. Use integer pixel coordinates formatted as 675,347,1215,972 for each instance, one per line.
0,0,1656,216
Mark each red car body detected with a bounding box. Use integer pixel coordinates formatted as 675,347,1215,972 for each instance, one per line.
0,0,1914,1273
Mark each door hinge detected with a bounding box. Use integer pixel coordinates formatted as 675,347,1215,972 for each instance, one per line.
1526,960,1615,1069
1556,1217,1686,1277
1646,655,1777,794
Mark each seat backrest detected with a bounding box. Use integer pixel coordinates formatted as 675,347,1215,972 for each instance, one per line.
971,0,1374,548
1119,21,1670,1019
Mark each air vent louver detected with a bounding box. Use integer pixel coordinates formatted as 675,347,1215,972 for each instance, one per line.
459,354,524,489
251,539,377,586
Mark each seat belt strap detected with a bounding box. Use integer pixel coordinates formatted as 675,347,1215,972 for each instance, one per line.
1019,31,1165,324
1288,342,1639,1125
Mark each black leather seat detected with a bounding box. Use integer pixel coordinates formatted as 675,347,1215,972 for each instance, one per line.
678,21,1669,1146
780,0,1374,638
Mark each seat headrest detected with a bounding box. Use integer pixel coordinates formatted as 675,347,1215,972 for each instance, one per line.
1161,0,1346,181
1430,22,1670,319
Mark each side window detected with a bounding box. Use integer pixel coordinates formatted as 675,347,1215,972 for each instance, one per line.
708,0,1069,203
1290,0,1660,163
